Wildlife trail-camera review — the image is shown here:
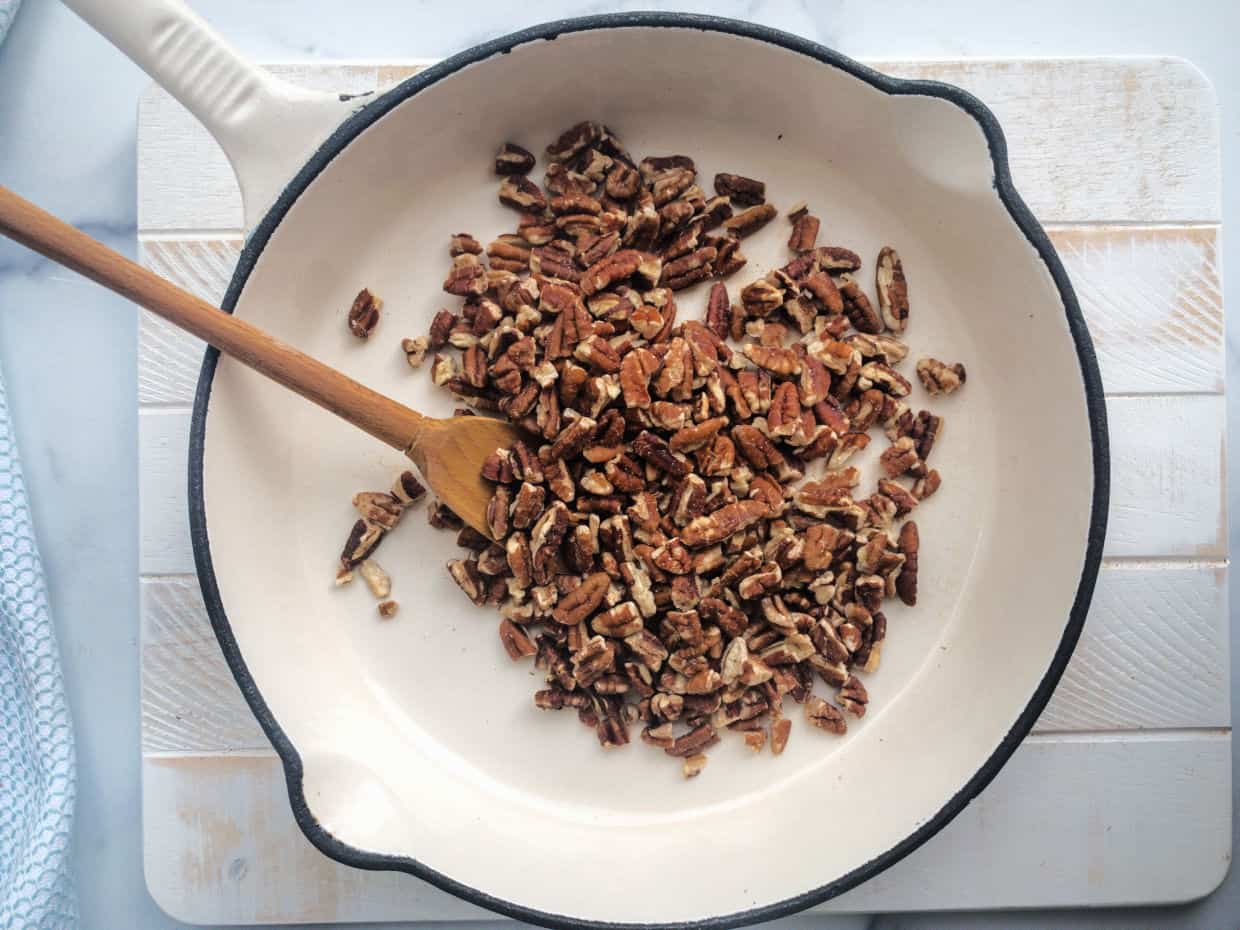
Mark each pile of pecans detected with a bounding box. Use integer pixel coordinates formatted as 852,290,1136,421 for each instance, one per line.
341,121,966,778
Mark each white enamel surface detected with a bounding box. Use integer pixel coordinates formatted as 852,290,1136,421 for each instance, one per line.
196,29,1097,923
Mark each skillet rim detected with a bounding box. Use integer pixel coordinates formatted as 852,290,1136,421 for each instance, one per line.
187,12,1111,928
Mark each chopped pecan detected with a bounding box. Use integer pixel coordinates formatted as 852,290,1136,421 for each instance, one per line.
495,142,536,176
352,491,404,531
837,273,883,334
722,203,777,238
896,520,919,606
347,288,382,338
788,210,820,252
771,717,792,755
581,249,643,295
806,696,847,734
666,723,719,758
499,618,537,659
447,558,485,605
916,357,967,395
571,635,616,687
879,436,921,478
401,335,430,369
680,500,769,549
358,559,391,599
743,343,802,377
713,172,766,206
740,277,785,318
875,246,909,332
551,572,610,625
837,674,868,717
498,175,547,211
631,430,690,478
443,254,488,297
814,245,862,271
682,754,708,778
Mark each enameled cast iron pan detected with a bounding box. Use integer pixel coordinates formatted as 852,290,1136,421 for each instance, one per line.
68,1,1108,925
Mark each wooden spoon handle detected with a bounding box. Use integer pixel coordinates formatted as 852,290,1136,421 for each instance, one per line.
0,185,426,453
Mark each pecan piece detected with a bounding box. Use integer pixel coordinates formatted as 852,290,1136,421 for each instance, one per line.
806,696,847,734
704,281,731,339
879,436,921,478
443,254,487,297
499,618,537,660
551,572,610,625
401,335,430,369
593,601,643,637
666,723,719,757
498,174,547,211
680,499,769,548
770,717,792,755
743,343,802,377
340,518,383,569
814,246,862,271
571,635,616,687
723,203,777,238
876,246,909,333
495,141,535,175
682,754,708,779
632,430,690,478
581,249,643,295
347,288,381,338
788,209,820,252
916,357,967,395
896,520,919,606
837,674,869,717
352,491,404,531
713,172,766,206
838,273,883,334
740,278,785,318
446,558,485,605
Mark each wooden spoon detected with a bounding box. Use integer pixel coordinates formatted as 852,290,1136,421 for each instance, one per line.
0,185,515,537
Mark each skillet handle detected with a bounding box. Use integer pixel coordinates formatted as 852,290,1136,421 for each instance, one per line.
63,0,355,230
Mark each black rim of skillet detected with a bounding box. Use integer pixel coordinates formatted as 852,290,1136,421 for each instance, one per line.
188,12,1111,929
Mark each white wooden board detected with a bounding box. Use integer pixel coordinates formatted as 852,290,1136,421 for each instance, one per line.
137,59,1229,924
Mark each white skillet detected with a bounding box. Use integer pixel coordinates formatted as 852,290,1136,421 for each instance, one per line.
67,2,1109,925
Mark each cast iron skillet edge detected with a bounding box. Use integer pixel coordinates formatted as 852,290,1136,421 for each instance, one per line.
188,12,1110,929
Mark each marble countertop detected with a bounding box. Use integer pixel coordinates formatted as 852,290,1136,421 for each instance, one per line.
0,1,1235,928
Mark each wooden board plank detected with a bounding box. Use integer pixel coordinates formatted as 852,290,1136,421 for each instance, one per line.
136,224,1226,404
136,58,1219,233
139,560,1229,754
138,408,192,576
143,732,1232,923
1037,561,1230,731
1050,225,1224,394
137,394,1226,575
875,58,1220,224
1104,394,1227,558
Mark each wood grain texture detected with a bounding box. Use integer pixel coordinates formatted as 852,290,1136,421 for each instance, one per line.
877,58,1220,223
1047,225,1223,394
138,238,236,404
1104,394,1227,558
143,734,1232,923
1038,562,1230,731
137,58,1219,232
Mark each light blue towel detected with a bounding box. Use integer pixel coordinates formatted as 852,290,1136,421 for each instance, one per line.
0,5,78,927
0,371,77,930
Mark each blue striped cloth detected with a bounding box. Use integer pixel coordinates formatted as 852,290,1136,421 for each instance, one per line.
0,5,79,928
